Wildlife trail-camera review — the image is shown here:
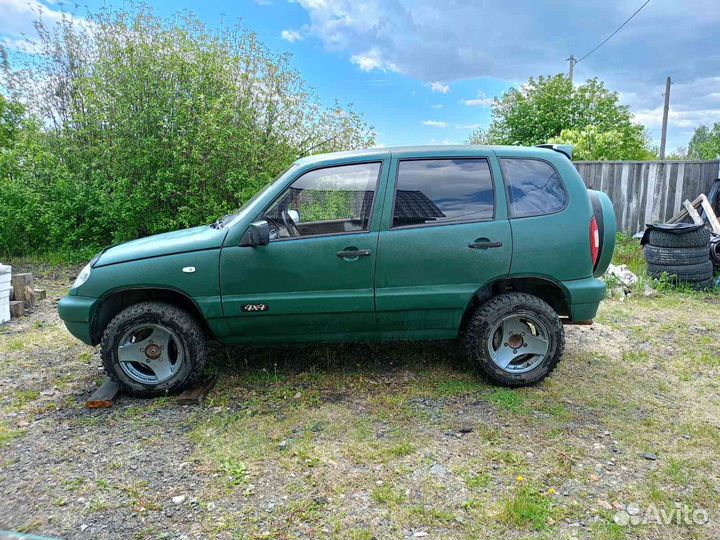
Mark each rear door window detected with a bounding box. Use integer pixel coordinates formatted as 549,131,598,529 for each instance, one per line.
500,158,568,218
392,158,494,228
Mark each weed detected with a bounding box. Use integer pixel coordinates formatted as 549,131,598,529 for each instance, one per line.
464,472,491,490
220,459,248,486
434,379,484,397
371,484,406,505
499,483,553,531
487,388,525,412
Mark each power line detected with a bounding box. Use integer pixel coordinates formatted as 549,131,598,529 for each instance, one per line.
576,0,652,64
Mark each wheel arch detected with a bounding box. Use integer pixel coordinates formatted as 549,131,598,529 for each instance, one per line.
90,287,213,345
458,276,570,337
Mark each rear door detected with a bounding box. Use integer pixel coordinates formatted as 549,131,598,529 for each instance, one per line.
374,149,512,338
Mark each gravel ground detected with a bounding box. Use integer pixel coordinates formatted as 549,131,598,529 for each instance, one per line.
0,265,719,540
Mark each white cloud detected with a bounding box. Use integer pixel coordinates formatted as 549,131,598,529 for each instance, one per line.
429,138,463,145
430,104,444,109
423,120,483,130
280,29,303,43
0,0,64,35
463,91,494,107
0,0,89,51
423,120,449,128
620,76,720,147
430,81,450,94
293,0,720,147
350,48,398,72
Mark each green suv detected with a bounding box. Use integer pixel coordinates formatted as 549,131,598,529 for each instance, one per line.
59,145,615,396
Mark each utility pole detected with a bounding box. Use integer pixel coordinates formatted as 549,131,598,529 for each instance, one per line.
659,76,671,159
567,54,576,83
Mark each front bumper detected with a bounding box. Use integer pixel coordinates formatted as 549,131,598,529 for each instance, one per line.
58,295,97,345
562,276,607,321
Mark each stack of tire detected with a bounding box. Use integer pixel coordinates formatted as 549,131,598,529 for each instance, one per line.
644,227,714,289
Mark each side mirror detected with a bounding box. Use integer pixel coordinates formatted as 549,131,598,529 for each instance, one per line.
240,220,270,247
287,209,300,224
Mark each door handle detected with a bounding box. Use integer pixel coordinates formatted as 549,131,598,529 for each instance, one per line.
468,241,503,249
336,249,372,258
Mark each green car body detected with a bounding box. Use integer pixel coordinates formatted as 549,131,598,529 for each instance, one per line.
59,144,615,392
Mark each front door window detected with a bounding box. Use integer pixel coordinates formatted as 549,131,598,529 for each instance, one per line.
263,162,381,240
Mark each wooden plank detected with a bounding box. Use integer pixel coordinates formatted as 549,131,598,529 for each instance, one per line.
699,194,720,234
86,379,120,408
9,300,24,318
177,375,218,406
11,273,33,307
668,195,702,223
684,199,705,225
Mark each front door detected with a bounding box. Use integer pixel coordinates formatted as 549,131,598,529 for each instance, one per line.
220,160,386,344
375,152,512,339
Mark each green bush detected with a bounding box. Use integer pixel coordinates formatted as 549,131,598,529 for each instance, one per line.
0,5,374,257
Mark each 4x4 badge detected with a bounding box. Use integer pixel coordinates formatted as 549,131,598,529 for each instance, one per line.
242,304,269,312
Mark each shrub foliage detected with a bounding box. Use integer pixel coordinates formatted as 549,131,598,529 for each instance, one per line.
0,6,374,257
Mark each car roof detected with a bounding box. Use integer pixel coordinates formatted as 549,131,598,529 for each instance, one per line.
294,144,561,166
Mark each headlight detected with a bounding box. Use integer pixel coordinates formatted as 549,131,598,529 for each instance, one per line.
72,261,94,289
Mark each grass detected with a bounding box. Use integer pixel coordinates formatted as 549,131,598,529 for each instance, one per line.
613,233,646,275
8,247,100,266
371,484,406,505
0,421,21,447
2,263,720,539
486,388,526,412
499,483,555,531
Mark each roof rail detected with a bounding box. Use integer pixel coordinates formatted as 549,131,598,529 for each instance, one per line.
536,144,573,160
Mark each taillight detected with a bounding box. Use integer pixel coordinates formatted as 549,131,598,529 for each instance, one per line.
589,216,600,267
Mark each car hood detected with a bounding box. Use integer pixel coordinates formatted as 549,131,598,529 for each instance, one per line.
95,225,227,267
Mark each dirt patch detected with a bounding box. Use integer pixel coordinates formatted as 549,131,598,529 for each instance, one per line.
0,268,719,539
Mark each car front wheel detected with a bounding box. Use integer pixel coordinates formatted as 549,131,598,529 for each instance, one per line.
465,292,565,387
101,302,207,397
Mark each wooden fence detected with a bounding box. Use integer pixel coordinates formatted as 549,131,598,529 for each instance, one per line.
574,160,720,234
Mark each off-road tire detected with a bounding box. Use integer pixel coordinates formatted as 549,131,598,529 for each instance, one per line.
465,293,564,387
643,245,709,266
647,227,711,248
101,302,207,397
647,260,714,280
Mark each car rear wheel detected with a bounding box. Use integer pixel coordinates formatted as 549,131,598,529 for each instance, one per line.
465,292,564,387
101,302,207,397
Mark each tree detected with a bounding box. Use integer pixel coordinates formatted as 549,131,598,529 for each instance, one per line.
0,5,374,256
687,124,720,159
547,125,652,161
467,74,653,160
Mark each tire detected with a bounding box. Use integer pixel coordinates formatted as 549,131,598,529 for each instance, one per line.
710,236,720,268
647,260,714,280
688,277,716,290
101,302,208,397
647,228,711,248
643,245,709,266
465,292,564,387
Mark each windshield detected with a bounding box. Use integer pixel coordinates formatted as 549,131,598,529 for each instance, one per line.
220,164,299,228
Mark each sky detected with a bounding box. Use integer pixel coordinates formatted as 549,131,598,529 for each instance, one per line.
1,0,719,152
